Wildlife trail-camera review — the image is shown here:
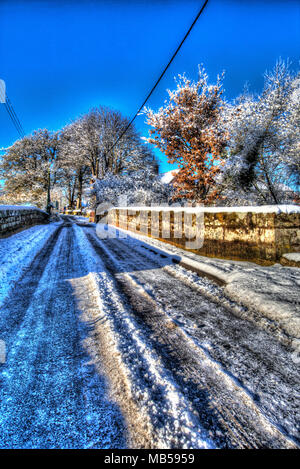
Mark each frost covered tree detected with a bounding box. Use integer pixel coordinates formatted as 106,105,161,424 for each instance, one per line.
143,66,228,204
58,106,159,208
58,106,159,209
67,107,158,179
56,166,77,209
223,60,300,204
0,129,59,211
283,72,300,192
92,167,171,207
57,125,91,210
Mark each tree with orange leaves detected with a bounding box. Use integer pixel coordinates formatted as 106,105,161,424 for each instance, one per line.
143,66,228,204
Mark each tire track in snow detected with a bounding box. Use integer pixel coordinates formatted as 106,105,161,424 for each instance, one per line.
0,224,64,340
0,223,61,308
74,223,215,449
78,225,297,448
84,228,300,446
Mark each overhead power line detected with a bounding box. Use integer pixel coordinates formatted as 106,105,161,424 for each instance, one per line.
4,100,24,137
104,0,209,157
0,85,25,138
6,96,25,137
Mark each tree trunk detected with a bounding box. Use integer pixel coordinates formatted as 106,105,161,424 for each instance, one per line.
76,170,83,210
71,183,75,208
261,154,280,204
68,186,72,207
265,171,279,204
46,169,51,214
67,180,76,208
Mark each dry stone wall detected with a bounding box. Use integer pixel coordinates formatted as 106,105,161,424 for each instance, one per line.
0,206,49,237
106,207,300,265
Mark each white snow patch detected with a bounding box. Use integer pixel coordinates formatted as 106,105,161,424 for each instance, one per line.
282,253,300,262
73,216,90,224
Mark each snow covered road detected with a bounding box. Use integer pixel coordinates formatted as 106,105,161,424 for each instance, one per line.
0,217,299,448
0,220,126,448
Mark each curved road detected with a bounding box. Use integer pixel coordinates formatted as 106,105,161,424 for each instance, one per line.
0,217,299,448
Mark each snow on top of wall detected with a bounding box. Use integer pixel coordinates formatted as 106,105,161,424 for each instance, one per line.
0,204,48,215
113,204,300,214
0,204,43,212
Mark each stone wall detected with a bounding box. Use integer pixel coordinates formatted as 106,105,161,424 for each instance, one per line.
106,207,300,265
0,206,49,237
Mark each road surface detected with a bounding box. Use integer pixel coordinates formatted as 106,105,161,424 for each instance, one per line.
0,217,299,448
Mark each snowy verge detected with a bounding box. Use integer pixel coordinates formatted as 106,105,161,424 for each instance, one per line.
110,226,300,342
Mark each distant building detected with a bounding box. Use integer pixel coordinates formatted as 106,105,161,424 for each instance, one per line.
160,169,179,185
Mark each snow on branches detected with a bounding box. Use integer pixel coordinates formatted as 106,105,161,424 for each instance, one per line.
0,130,59,211
91,167,171,207
221,59,300,204
0,107,161,211
1,60,298,211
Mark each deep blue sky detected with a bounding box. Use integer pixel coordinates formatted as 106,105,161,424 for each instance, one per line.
0,0,299,172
